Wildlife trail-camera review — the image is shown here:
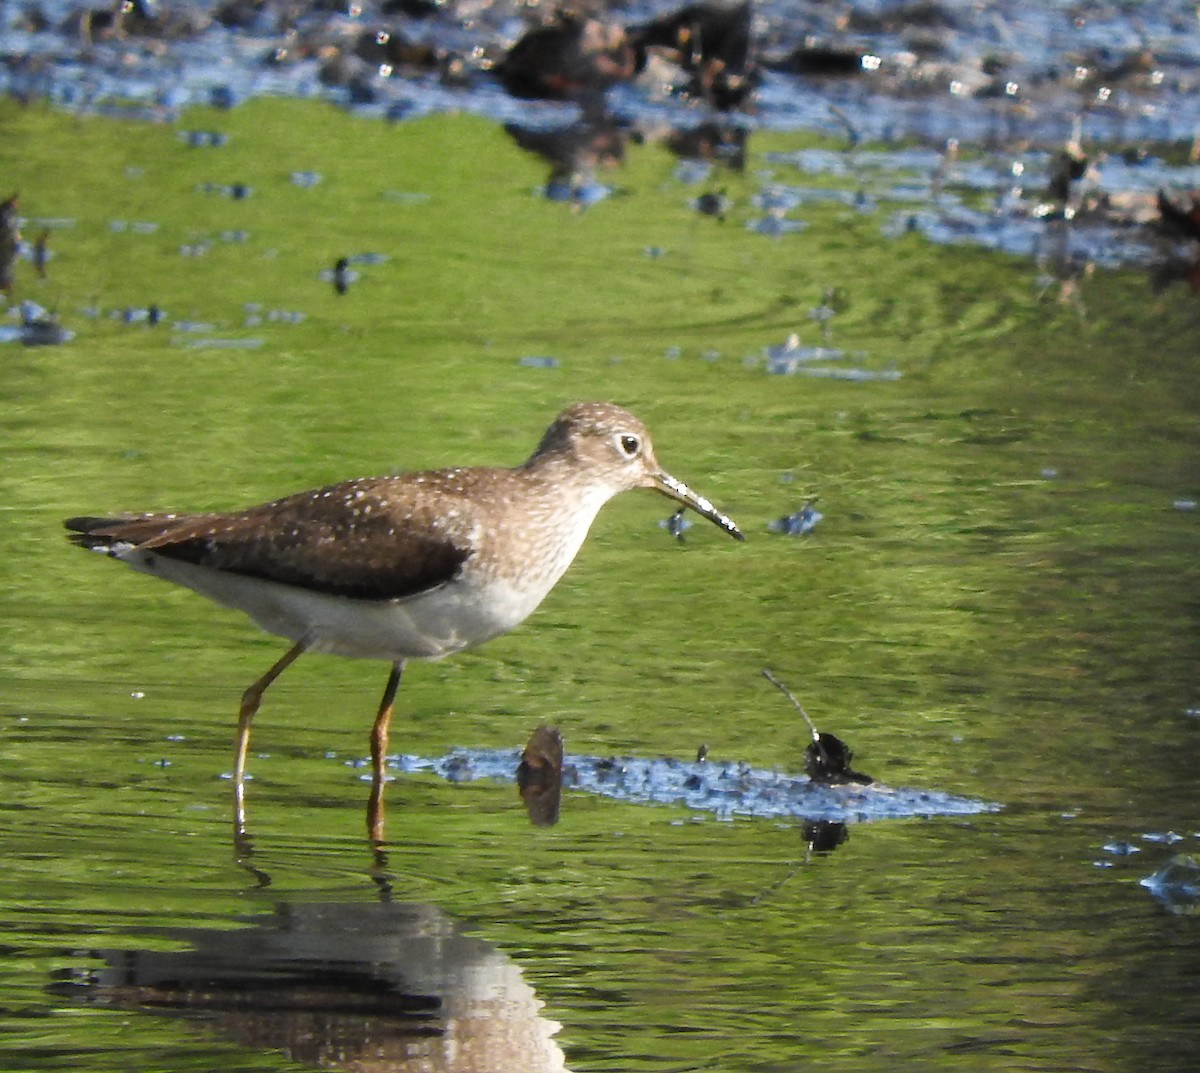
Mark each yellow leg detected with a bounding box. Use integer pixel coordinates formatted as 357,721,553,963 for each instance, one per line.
234,640,306,836
367,661,403,843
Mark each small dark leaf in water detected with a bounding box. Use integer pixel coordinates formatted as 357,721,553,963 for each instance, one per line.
769,503,823,535
517,725,563,827
762,668,872,785
658,507,691,542
805,732,873,786
16,301,73,346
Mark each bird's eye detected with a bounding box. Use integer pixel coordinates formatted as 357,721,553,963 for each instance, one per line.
618,434,640,457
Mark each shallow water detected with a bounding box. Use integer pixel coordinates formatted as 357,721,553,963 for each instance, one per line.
1,48,1199,1073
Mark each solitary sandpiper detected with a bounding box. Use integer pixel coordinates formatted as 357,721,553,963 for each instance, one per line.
65,402,743,840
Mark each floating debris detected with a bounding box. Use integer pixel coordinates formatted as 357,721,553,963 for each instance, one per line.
517,355,559,368
1142,831,1186,844
658,507,693,542
2,300,74,346
517,725,563,827
196,182,253,200
378,745,991,823
761,669,872,786
178,130,228,148
1140,855,1200,914
114,305,165,326
763,333,863,374
768,504,823,536
750,186,803,212
326,256,354,296
177,337,263,350
289,170,322,188
109,219,160,234
244,306,306,326
745,214,807,237
382,191,432,205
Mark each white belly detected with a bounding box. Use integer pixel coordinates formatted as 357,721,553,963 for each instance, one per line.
112,547,552,661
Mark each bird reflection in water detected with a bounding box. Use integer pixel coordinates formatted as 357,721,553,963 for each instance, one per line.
505,107,747,212
50,901,571,1073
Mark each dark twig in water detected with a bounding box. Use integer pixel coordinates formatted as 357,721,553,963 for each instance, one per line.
761,668,873,786
761,668,819,742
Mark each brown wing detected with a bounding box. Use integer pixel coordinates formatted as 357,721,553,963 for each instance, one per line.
65,474,478,601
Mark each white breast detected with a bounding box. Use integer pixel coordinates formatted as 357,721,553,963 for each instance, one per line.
113,546,563,661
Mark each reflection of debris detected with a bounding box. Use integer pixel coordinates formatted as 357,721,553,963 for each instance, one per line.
32,228,50,277
517,725,563,827
802,819,850,854
806,285,844,340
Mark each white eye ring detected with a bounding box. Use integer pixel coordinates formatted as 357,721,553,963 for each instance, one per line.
617,433,640,457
